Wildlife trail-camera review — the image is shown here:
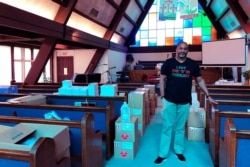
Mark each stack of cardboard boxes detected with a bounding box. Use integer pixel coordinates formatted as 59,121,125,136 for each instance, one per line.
186,90,206,142
144,84,158,116
114,114,139,159
135,87,150,125
128,91,146,137
187,107,206,141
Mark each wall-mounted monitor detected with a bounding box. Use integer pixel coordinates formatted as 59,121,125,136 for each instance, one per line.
202,38,246,66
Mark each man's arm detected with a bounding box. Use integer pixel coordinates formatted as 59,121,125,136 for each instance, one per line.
196,76,209,97
196,76,218,104
160,74,166,98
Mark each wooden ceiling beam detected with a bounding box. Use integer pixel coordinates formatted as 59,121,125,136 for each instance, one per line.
0,3,64,38
85,0,131,74
226,0,250,34
24,0,77,85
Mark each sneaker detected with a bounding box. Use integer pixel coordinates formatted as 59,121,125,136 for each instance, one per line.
176,154,186,161
154,156,167,165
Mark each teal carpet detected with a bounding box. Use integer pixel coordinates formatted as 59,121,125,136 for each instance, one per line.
105,98,214,167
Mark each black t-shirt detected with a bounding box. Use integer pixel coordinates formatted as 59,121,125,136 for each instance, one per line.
161,57,201,104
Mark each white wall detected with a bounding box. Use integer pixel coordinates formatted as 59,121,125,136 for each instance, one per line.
54,49,127,83
131,51,202,66
94,50,127,83
53,49,96,82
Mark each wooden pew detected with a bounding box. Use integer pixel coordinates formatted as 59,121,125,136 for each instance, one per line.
0,102,115,160
0,113,102,167
219,118,250,167
209,110,250,166
207,87,250,94
198,91,250,108
18,84,140,94
0,93,126,119
197,86,250,107
0,137,64,167
0,93,27,102
45,94,126,117
205,99,250,140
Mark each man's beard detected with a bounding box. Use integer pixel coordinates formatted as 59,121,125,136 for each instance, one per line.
178,53,187,59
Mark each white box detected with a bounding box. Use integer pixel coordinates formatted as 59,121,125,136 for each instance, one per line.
100,84,117,96
186,127,205,142
128,91,145,109
88,82,99,96
58,87,72,95
188,107,206,128
71,86,88,96
62,80,72,88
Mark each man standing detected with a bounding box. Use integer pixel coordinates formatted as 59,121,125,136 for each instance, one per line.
154,41,217,165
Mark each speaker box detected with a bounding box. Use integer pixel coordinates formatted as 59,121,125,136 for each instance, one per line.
52,0,69,7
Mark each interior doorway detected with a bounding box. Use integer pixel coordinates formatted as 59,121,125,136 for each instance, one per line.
57,56,74,82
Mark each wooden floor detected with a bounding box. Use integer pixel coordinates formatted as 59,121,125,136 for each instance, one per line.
104,97,214,167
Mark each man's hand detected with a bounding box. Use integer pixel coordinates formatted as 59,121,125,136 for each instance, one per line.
207,96,218,105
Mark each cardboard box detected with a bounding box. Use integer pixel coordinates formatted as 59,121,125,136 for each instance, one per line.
115,117,138,142
7,94,46,104
188,107,206,128
114,140,139,160
144,84,155,94
20,123,70,161
0,125,11,133
0,124,35,143
131,108,145,137
136,87,150,100
186,127,205,142
128,91,145,109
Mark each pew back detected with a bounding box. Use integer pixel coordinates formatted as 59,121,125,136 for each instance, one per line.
209,111,250,166
0,113,102,167
219,118,250,167
0,102,115,160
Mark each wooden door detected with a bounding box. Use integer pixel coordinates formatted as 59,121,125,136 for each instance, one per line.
57,56,74,82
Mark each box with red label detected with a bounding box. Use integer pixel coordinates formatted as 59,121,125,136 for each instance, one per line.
115,116,138,142
114,140,139,160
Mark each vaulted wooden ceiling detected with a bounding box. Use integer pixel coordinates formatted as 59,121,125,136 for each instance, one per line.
0,0,249,84
1,0,250,48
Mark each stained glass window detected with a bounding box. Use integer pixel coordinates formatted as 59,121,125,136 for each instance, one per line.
131,0,217,46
